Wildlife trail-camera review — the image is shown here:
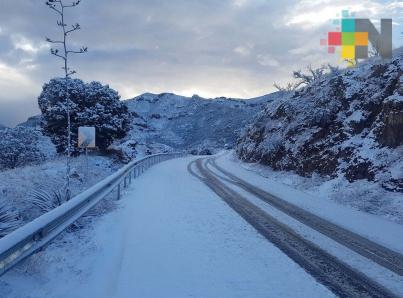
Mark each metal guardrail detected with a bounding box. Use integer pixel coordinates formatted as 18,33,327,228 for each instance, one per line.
0,152,185,276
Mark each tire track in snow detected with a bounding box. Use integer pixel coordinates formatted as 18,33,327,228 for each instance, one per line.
188,158,397,298
207,157,403,277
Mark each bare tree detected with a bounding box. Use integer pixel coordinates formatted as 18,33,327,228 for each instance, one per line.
273,82,301,92
274,64,330,92
293,64,327,84
46,0,88,199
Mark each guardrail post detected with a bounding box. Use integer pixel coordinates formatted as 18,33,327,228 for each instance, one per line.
129,172,132,184
117,183,121,200
124,176,127,188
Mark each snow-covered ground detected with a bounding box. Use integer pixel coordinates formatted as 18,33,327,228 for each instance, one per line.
216,152,403,252
117,92,273,159
227,151,403,224
0,154,122,224
212,152,403,295
0,156,334,298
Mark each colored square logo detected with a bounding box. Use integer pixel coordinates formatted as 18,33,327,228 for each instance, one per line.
342,19,355,32
355,46,368,59
342,32,355,45
328,32,341,45
320,10,392,61
355,32,368,46
342,46,355,59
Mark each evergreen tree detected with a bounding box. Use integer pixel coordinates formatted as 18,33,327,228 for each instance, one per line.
39,78,131,153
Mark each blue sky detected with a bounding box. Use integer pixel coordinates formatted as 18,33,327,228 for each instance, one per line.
0,0,402,126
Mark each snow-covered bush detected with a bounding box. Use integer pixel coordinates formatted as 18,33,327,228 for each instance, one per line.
0,127,50,170
30,188,70,214
274,64,339,92
0,200,21,238
38,78,131,153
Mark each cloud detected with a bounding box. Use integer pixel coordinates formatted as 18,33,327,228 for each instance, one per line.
0,0,401,126
11,34,49,54
257,54,280,67
285,0,403,29
0,59,40,126
234,44,254,57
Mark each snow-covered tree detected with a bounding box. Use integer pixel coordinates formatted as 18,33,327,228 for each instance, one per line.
45,0,88,199
38,78,131,153
274,64,331,92
0,127,48,170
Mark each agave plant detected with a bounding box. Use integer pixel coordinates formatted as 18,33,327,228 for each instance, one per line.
0,200,21,238
30,188,83,231
31,188,70,214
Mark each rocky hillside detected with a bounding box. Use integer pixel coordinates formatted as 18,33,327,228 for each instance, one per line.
115,92,273,159
17,115,41,128
237,50,403,193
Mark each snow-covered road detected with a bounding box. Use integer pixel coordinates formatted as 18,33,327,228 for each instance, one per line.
2,153,403,298
1,155,333,298
107,156,335,298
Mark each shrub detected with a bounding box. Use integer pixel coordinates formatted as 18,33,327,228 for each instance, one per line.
0,127,48,170
38,78,131,154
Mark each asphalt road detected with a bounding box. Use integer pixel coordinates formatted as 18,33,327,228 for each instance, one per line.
207,157,403,277
188,157,399,298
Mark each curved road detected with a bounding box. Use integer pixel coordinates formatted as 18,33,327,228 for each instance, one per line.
188,157,400,298
207,158,403,276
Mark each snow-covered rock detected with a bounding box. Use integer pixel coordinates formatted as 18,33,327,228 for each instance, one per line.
237,49,403,194
118,92,273,159
17,115,41,128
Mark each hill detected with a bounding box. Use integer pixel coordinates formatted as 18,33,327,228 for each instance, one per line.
236,49,403,220
115,92,274,159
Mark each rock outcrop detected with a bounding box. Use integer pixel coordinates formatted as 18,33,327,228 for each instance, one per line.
237,50,403,192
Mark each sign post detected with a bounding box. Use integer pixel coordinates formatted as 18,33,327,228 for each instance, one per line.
78,127,96,182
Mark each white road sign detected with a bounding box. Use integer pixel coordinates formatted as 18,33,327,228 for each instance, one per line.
78,126,96,148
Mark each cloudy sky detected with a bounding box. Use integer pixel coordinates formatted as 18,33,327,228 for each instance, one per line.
0,0,402,126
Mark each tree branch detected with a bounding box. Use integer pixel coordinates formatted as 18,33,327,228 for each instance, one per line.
62,1,81,8
67,46,88,54
65,23,81,34
51,48,66,60
47,5,62,15
57,20,67,27
46,37,64,44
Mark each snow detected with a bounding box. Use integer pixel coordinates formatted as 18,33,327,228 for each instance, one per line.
118,92,273,158
0,156,334,298
345,110,365,123
0,154,121,225
215,152,403,255
216,176,403,296
237,48,403,195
